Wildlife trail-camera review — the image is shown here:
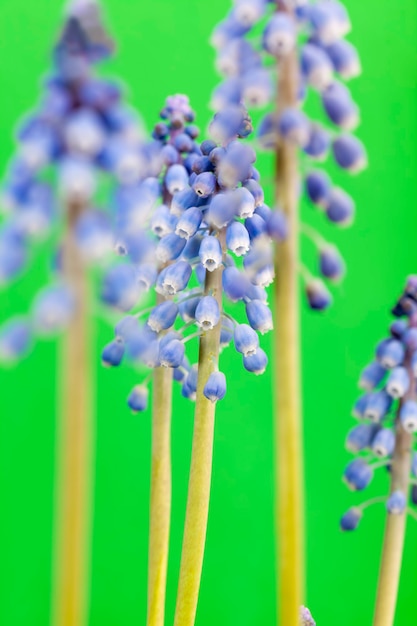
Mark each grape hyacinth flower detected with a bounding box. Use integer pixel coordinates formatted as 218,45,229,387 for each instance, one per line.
0,5,156,625
108,100,275,626
341,277,417,626
211,3,366,623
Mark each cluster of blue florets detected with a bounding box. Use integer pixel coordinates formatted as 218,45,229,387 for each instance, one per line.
101,98,282,412
211,0,367,310
0,5,155,364
341,277,417,531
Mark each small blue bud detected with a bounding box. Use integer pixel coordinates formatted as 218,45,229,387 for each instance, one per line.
171,187,201,217
220,316,234,347
359,361,386,391
242,68,273,108
322,82,359,130
364,390,392,422
156,261,192,296
387,491,406,514
156,233,187,263
246,300,273,334
174,132,194,153
193,172,216,198
304,124,331,160
185,365,199,395
127,385,149,413
203,371,227,403
206,192,237,229
352,393,373,419
309,1,351,45
226,221,250,256
326,188,355,226
101,264,140,311
115,316,139,342
257,112,280,150
234,323,260,357
245,214,267,240
199,236,223,272
165,164,190,195
386,366,410,399
262,13,295,58
376,339,405,369
305,279,332,310
150,205,177,238
266,210,288,242
159,339,185,368
222,266,250,302
233,187,256,219
200,140,217,156
243,180,264,207
148,301,179,333
371,428,395,457
325,39,361,80
102,340,125,368
305,170,331,207
243,348,268,375
301,43,333,90
278,108,310,147
319,244,345,281
340,507,362,531
210,79,242,111
390,320,408,339
32,285,75,335
400,400,417,433
175,207,203,240
401,327,417,351
195,296,221,331
137,264,158,291
344,459,373,491
0,318,32,364
345,423,378,453
333,134,368,173
160,144,179,166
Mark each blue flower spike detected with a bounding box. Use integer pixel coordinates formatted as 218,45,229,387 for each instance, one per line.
342,277,417,626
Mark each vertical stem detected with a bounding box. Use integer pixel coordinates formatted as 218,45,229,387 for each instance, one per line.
373,359,413,626
147,331,173,626
173,241,224,626
273,6,304,626
51,198,93,626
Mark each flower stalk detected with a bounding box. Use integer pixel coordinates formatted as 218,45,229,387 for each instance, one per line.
273,6,304,625
173,234,224,626
51,197,94,626
373,359,413,626
147,300,173,626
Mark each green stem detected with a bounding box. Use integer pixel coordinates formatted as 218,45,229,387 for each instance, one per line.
147,359,173,626
173,238,224,626
51,198,93,626
373,356,413,626
273,5,304,625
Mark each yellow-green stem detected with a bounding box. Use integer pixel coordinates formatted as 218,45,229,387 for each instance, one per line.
173,245,224,626
147,361,173,626
51,198,93,626
273,8,304,626
373,359,413,626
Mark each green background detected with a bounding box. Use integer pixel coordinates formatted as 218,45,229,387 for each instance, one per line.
0,0,416,624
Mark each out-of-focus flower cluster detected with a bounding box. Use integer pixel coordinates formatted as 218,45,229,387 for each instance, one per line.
0,2,157,364
101,99,283,412
211,0,368,310
340,277,417,531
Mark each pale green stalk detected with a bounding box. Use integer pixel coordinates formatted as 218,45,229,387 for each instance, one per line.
173,236,224,626
273,3,304,625
147,301,173,626
51,197,94,626
373,356,413,626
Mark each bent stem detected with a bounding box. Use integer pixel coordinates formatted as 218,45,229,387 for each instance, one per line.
373,357,413,626
51,198,93,626
147,320,173,626
173,237,224,626
273,4,304,626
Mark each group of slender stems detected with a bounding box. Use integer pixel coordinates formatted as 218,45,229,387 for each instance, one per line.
49,6,410,626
